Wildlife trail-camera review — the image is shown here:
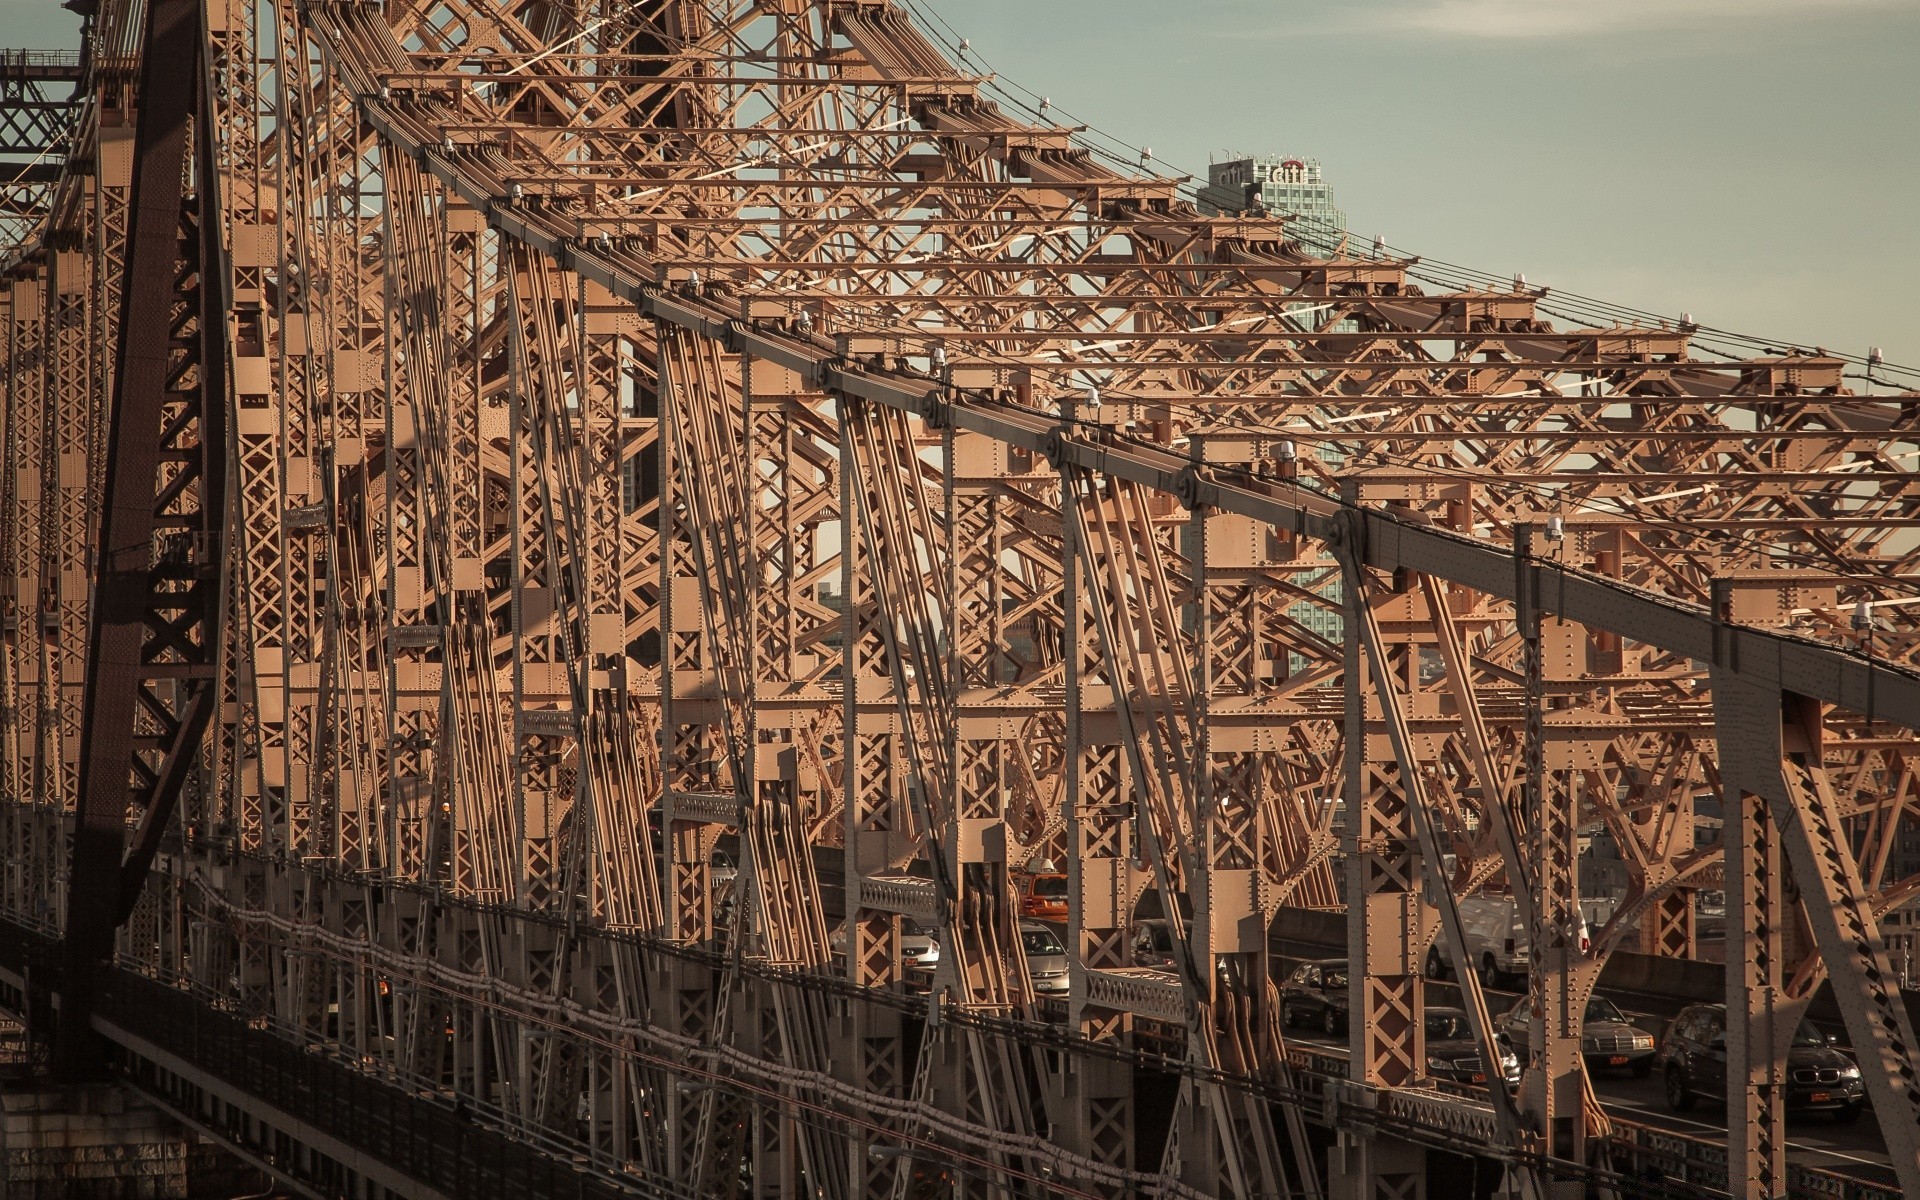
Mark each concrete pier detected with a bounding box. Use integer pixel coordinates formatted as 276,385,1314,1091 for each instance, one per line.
1,1084,187,1199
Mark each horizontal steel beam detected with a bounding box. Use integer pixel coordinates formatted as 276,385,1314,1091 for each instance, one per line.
346,95,1920,733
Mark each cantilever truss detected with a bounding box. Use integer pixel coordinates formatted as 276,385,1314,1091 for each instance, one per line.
3,1,1919,1197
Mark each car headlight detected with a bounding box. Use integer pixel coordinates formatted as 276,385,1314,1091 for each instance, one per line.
1426,1056,1455,1072
1840,1064,1862,1079
1632,1034,1654,1050
1580,1037,1599,1052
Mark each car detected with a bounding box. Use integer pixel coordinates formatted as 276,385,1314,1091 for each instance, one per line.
1018,872,1069,922
1280,958,1351,1036
900,918,941,974
1020,921,1068,996
1423,1007,1521,1087
827,917,940,979
1432,901,1605,987
1496,995,1656,1077
1451,896,1530,988
1130,919,1178,972
1658,1003,1864,1121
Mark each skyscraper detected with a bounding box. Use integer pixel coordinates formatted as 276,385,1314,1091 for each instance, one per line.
1201,155,1349,256
1201,157,1353,661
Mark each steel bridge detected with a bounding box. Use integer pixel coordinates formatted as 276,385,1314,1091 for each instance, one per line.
1,1,1918,1198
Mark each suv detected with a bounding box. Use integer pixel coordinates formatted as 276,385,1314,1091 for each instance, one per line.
1454,896,1529,988
1658,1003,1864,1121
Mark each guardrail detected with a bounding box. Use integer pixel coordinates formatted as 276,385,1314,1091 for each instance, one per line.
0,50,84,79
100,973,672,1200
0,914,1897,1200
0,921,671,1200
1278,1033,1899,1199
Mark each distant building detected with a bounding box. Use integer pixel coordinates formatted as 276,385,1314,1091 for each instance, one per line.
1200,157,1353,665
1200,155,1349,255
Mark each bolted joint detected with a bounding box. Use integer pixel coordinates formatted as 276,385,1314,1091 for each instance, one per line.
1173,465,1204,512
1325,505,1367,569
919,389,948,430
1043,428,1068,470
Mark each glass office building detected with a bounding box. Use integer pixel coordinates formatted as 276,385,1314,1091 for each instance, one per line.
1200,155,1349,256
1199,157,1353,659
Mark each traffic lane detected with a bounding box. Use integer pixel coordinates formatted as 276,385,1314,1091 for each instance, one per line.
819,909,1893,1179
1282,954,1855,1060
1281,997,1895,1185
1594,1068,1896,1184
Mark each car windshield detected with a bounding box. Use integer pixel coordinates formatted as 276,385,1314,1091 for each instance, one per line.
1791,1020,1830,1047
1426,1013,1471,1040
1322,968,1348,989
1034,876,1068,898
1022,928,1064,956
1584,998,1625,1024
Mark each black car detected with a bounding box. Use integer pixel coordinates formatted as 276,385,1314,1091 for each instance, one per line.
1131,919,1178,972
1658,1002,1864,1121
1497,993,1657,1077
1424,1007,1522,1087
1280,958,1350,1036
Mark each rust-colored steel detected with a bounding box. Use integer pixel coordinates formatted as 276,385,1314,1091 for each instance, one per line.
3,1,1919,1198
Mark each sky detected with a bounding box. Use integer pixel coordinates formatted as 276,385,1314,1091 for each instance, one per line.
4,0,1915,369
930,0,1920,370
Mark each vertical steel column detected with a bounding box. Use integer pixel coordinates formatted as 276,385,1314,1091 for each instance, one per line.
0,281,17,921
5,272,50,923
1516,528,1586,1198
60,0,226,1076
655,317,721,1184
1333,507,1424,1092
47,246,91,817
737,337,841,1198
1059,452,1138,1185
1353,585,1536,1189
1330,507,1425,1200
1711,674,1791,1200
1717,676,1920,1197
837,389,906,1200
2,267,41,931
1190,437,1303,1199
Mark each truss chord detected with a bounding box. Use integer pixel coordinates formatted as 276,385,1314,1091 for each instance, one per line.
2,0,1916,1196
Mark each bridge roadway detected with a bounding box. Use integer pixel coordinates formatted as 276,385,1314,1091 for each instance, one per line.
1283,981,1899,1189
0,904,1897,1200
801,839,1901,1191
806,837,1904,1190
729,840,1904,1198
1259,909,1905,1188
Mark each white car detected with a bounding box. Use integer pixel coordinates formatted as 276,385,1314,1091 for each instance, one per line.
825,917,940,974
1021,921,1068,995
901,918,941,973
1451,896,1529,988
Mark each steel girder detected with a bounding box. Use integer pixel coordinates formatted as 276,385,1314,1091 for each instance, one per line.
2,0,1919,1196
56,0,227,1077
